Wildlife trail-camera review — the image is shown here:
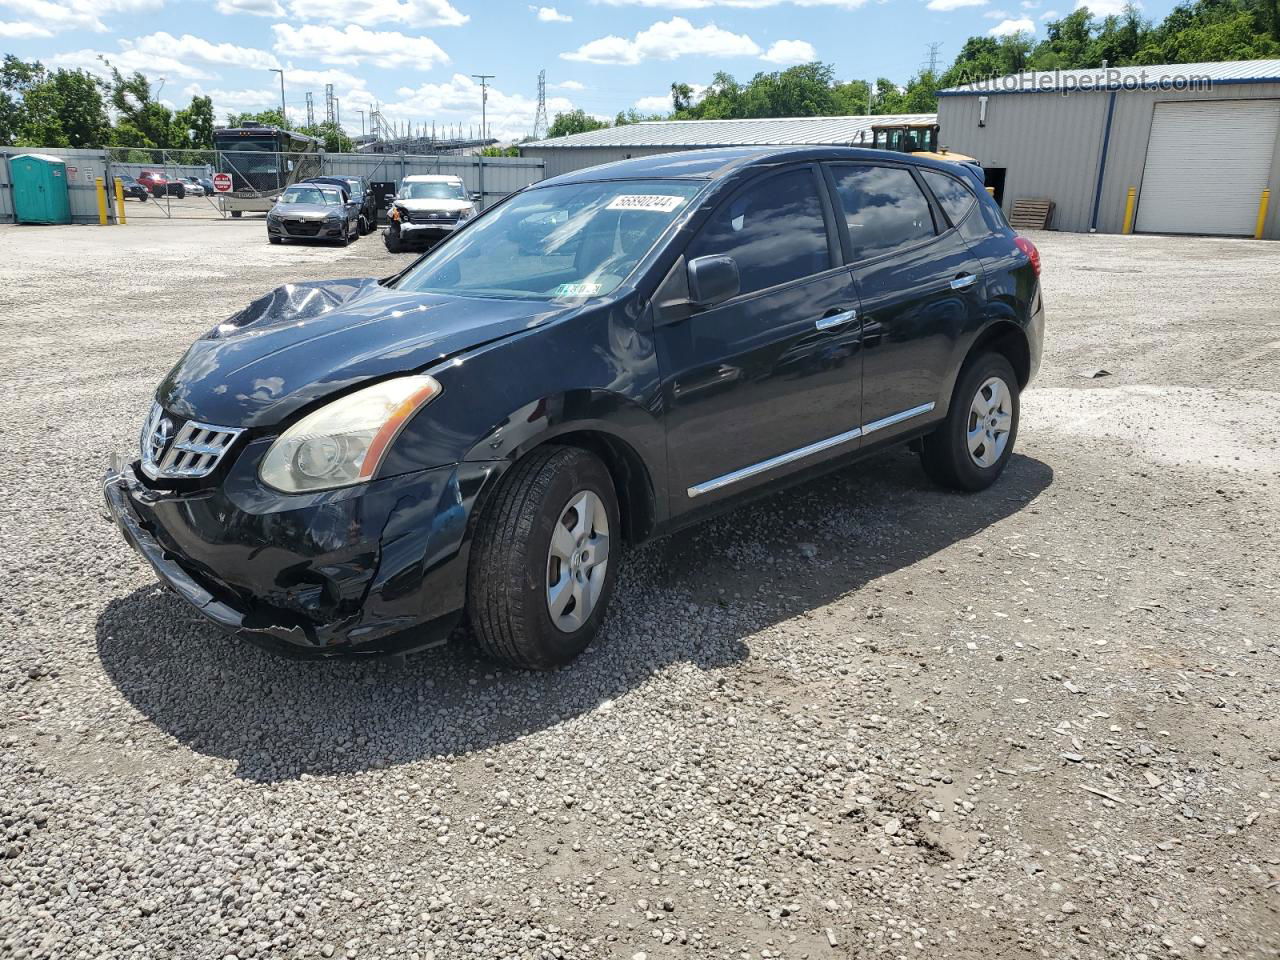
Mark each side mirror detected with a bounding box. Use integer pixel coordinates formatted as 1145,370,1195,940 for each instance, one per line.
470,193,482,203
687,255,739,308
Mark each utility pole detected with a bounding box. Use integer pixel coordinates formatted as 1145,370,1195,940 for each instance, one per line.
471,74,494,141
305,91,315,126
269,68,286,124
355,109,365,136
533,69,548,140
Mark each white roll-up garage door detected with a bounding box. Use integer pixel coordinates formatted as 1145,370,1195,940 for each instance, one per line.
1135,99,1280,236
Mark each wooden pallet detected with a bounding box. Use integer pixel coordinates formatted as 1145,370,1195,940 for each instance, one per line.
1009,197,1054,230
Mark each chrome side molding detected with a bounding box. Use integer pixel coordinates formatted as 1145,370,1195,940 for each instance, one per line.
686,401,936,498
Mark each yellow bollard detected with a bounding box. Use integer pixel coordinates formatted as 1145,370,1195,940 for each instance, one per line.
1122,186,1136,234
1256,189,1271,240
95,176,108,225
114,178,127,225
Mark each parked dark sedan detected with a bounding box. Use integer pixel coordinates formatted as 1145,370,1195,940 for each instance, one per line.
305,175,377,234
103,146,1043,667
265,183,360,245
115,175,149,202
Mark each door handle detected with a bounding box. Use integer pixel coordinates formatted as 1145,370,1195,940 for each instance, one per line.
815,309,857,331
951,273,979,291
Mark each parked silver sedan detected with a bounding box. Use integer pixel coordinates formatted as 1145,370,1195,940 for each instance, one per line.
265,184,361,245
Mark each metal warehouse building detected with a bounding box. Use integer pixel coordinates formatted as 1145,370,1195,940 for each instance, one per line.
937,58,1280,239
519,114,937,178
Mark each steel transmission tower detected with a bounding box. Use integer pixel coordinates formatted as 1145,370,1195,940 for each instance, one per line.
924,42,943,76
305,91,315,126
533,70,549,140
325,84,336,125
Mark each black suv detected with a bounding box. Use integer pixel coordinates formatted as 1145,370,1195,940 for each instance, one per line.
304,175,377,234
103,147,1044,667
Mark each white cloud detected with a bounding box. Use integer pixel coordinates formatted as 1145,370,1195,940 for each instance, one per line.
634,94,673,111
0,19,51,36
594,0,868,8
562,17,761,65
0,0,162,33
925,0,987,9
214,0,284,14
761,39,816,64
283,0,467,26
123,32,281,70
1039,8,1059,16
381,72,576,141
1076,0,1129,14
983,8,1010,17
280,67,365,88
271,23,450,67
988,15,1034,32
49,47,215,81
552,79,585,90
1020,0,1040,7
533,5,572,20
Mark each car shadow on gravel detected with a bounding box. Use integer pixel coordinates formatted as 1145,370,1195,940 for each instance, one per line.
95,447,1052,782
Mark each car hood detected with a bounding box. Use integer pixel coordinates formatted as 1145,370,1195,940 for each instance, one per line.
397,198,472,214
157,277,581,429
271,202,340,219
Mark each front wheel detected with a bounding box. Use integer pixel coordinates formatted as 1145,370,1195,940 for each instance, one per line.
467,447,619,670
920,352,1019,491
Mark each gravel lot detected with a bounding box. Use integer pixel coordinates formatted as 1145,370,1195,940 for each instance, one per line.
1,219,1277,960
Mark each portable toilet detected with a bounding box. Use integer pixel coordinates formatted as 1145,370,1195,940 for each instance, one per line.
11,154,72,224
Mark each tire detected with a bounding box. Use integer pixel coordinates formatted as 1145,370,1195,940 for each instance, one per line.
358,215,370,235
174,186,185,199
920,351,1020,492
231,210,242,219
467,446,620,670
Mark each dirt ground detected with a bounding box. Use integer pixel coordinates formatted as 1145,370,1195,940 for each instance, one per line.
0,219,1276,960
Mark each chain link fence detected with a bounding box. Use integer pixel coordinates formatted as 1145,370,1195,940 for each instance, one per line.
1,146,545,224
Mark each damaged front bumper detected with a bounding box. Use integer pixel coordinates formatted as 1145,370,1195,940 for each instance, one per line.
102,450,496,657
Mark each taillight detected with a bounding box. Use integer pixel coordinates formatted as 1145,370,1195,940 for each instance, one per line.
1014,235,1040,277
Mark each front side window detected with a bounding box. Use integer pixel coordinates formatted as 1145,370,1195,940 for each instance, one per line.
830,164,937,262
685,168,830,297
400,181,467,201
394,179,702,301
921,169,977,227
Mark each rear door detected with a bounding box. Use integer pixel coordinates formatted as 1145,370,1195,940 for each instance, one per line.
657,164,863,509
825,161,986,440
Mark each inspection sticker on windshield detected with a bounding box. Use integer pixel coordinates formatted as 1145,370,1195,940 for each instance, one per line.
554,282,603,297
606,194,686,213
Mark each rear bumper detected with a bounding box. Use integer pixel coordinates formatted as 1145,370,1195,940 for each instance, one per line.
1026,281,1045,383
102,452,496,657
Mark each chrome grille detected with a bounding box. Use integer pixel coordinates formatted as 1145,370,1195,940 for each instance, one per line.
139,402,244,480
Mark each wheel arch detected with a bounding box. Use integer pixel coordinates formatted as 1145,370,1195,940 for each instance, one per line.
967,319,1032,389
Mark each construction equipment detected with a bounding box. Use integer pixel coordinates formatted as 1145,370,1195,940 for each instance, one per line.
869,122,978,166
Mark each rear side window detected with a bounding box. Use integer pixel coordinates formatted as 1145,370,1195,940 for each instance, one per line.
829,164,936,262
687,168,830,296
921,169,978,227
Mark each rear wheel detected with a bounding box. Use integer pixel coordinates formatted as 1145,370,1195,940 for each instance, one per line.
358,214,371,235
920,351,1019,491
467,447,619,670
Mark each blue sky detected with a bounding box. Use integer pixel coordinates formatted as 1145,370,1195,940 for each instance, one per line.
1,0,1173,141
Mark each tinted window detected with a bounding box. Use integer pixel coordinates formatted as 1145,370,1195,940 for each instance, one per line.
921,169,977,227
687,168,829,296
830,165,936,262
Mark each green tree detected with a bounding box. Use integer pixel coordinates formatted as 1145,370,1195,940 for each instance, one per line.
298,120,354,152
546,108,609,138
175,95,215,148
831,78,871,115
671,82,695,112
226,108,286,128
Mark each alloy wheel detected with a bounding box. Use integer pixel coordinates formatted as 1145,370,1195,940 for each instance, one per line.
545,490,610,633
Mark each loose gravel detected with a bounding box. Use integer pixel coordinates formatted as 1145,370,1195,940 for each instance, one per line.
1,221,1277,960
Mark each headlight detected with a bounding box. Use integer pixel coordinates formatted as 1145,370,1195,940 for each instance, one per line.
259,375,442,493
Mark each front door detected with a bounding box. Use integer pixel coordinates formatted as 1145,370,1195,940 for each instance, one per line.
657,165,864,510
825,161,986,441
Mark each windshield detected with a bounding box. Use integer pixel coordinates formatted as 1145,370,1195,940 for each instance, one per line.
393,179,703,302
400,181,467,201
280,186,341,205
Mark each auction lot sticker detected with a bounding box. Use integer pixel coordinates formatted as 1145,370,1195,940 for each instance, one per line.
606,195,686,213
